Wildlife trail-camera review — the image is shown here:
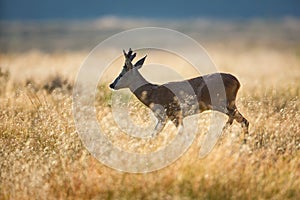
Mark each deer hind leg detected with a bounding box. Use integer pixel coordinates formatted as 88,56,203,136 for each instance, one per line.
212,104,234,132
232,109,249,143
224,100,249,143
223,112,234,131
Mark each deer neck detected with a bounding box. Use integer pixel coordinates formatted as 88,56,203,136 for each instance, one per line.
128,70,154,106
127,70,148,91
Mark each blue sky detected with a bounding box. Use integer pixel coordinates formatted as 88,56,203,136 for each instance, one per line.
0,0,300,20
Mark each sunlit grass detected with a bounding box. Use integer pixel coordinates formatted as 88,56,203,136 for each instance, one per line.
0,46,299,199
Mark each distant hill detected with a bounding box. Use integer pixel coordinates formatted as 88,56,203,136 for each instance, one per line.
1,17,300,53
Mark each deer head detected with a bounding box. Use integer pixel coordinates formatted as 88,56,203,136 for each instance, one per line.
109,48,147,90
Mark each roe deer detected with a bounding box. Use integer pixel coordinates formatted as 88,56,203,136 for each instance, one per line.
109,49,249,142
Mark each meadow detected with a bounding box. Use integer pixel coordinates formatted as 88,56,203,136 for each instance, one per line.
0,18,300,199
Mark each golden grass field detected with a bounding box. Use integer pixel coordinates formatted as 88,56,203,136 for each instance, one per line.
0,21,300,199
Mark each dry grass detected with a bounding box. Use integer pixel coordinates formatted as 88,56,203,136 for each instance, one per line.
0,45,299,200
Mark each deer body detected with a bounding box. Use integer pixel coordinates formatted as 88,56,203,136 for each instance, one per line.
110,49,249,141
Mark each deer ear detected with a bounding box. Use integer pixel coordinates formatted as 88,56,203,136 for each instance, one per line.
134,55,147,69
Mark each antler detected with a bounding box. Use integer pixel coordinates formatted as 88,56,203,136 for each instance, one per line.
128,48,137,61
123,48,136,69
123,48,136,60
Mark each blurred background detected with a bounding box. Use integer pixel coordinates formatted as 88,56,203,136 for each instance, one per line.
1,0,300,52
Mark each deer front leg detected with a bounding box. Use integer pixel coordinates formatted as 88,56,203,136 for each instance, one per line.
154,117,167,135
151,104,167,137
170,111,184,135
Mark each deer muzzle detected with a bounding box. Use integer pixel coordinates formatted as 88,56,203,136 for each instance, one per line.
109,83,115,89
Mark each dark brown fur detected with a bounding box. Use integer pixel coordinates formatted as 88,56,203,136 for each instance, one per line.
132,73,248,132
